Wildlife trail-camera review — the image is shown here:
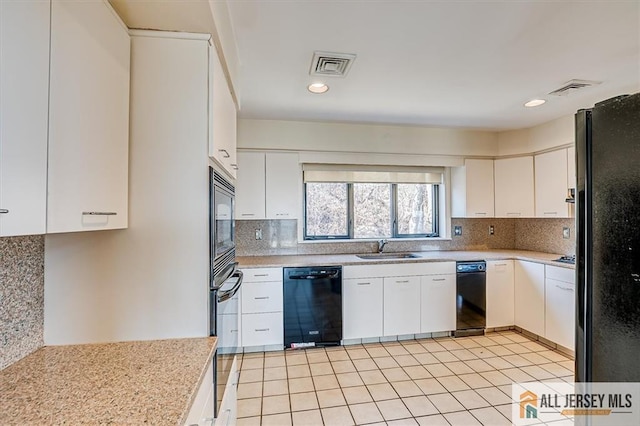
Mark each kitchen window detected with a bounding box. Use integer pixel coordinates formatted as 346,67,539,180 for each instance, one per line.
303,165,441,240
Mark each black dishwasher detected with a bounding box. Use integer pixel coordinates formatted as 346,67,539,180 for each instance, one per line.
455,260,486,337
283,266,342,349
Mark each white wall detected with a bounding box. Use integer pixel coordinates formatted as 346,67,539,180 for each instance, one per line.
44,35,211,345
238,119,499,157
497,115,574,156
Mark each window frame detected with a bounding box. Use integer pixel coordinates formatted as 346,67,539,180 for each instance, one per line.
303,182,440,240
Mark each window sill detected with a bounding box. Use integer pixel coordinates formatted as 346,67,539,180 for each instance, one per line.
299,237,453,244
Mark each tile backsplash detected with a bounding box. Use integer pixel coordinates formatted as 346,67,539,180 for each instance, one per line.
236,217,576,257
0,235,44,370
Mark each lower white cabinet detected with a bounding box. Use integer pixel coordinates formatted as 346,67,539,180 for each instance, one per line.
545,265,575,350
486,260,515,328
514,260,546,336
240,268,284,348
420,274,456,333
184,360,215,426
383,276,421,336
214,356,238,426
343,277,384,339
242,312,284,347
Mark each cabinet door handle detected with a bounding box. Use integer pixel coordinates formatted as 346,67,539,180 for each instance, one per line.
0,209,8,214
241,213,255,217
474,212,486,215
218,149,230,158
556,285,573,292
506,212,521,216
357,282,371,286
253,274,269,277
255,328,270,332
544,212,558,215
82,211,117,216
395,280,410,283
231,164,238,170
432,278,446,282
254,296,269,300
275,213,289,217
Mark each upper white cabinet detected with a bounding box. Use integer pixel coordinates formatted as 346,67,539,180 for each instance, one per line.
265,153,300,219
534,150,569,218
0,0,49,236
567,146,576,189
494,156,535,218
486,260,514,328
514,260,545,336
451,159,495,218
236,152,266,219
47,0,130,233
209,45,237,179
235,152,300,220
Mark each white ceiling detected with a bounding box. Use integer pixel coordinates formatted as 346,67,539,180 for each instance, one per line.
226,0,640,130
110,1,640,131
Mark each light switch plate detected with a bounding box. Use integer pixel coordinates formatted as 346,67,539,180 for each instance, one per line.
563,227,570,239
454,226,462,236
489,225,494,235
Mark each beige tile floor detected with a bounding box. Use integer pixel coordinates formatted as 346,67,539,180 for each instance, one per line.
236,331,574,425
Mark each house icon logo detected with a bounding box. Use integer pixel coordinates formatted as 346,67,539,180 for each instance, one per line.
520,390,538,418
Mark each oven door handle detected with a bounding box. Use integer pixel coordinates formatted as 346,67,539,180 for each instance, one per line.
217,269,243,303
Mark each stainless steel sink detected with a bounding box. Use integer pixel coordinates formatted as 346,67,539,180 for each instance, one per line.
356,253,421,260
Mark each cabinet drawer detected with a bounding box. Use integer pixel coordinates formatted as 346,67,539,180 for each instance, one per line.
241,268,282,283
545,264,574,283
242,281,283,313
242,312,283,347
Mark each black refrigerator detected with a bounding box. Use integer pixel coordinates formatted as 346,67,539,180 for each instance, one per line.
575,92,640,382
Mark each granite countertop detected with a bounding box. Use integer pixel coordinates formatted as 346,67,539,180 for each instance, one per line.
238,249,575,269
0,337,217,426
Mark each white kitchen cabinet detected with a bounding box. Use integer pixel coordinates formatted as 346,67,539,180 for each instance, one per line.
567,146,576,189
486,260,514,328
494,156,535,218
209,44,237,179
235,152,266,219
47,0,130,233
236,152,300,221
451,159,495,218
265,153,300,219
184,359,215,426
535,150,569,218
240,267,284,348
514,260,545,336
545,265,575,350
343,277,384,339
383,276,421,336
214,356,239,426
0,0,49,236
420,274,456,333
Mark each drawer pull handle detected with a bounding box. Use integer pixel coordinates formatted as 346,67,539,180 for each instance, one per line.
556,285,573,292
0,209,8,214
241,213,255,216
395,280,410,283
474,212,486,215
507,212,521,216
218,149,230,158
231,164,238,170
544,212,558,215
254,296,269,300
255,328,270,332
253,274,269,277
432,278,446,282
82,211,117,216
357,282,371,286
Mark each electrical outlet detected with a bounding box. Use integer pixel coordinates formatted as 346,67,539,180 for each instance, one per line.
255,228,263,240
489,225,494,235
563,227,570,239
454,226,462,236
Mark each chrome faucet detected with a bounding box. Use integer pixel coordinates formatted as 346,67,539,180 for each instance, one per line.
377,239,388,253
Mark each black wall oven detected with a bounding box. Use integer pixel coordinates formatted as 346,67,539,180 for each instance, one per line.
209,167,242,418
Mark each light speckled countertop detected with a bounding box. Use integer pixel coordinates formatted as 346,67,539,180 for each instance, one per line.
0,337,217,426
238,249,575,269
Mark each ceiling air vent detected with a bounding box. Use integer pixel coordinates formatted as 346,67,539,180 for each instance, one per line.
309,51,356,77
548,79,602,96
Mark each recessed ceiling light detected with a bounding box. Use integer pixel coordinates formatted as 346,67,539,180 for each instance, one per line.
524,99,546,107
308,83,329,94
